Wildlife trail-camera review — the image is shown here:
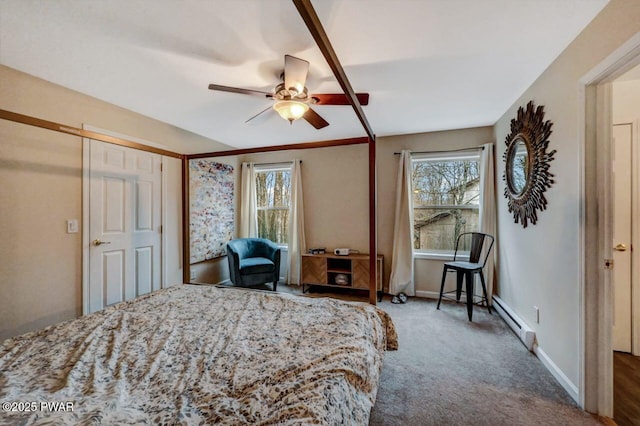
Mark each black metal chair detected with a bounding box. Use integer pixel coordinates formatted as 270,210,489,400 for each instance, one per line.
437,232,494,321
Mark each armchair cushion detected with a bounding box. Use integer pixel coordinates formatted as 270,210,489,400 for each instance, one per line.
240,257,275,275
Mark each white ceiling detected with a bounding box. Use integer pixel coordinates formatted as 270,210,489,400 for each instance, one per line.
0,0,608,149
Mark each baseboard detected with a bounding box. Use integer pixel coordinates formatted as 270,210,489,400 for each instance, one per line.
492,296,536,351
423,292,535,352
492,296,579,404
534,345,580,403
213,279,286,287
423,291,577,403
415,290,440,299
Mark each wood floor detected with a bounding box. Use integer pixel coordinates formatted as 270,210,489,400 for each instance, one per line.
614,351,640,426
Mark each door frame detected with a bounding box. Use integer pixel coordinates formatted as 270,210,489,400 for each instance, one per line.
579,31,640,416
81,125,169,315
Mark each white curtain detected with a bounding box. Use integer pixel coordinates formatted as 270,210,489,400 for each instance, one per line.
287,160,306,285
479,143,497,305
239,162,257,238
389,150,415,296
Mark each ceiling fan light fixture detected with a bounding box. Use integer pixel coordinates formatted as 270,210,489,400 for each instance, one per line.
273,100,309,123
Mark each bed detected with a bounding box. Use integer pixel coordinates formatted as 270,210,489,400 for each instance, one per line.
0,284,397,425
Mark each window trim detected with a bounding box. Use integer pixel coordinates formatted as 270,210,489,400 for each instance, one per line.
253,162,293,173
411,151,479,162
411,151,482,256
414,251,470,261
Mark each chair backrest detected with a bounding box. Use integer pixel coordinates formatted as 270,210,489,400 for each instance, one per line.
227,238,278,259
453,232,494,267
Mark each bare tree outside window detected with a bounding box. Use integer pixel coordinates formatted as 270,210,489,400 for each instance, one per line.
512,152,528,194
412,157,481,253
256,168,291,245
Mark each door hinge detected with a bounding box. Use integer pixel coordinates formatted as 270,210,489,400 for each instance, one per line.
159,225,163,234
604,259,614,269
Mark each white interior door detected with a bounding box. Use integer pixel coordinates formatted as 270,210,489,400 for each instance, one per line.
87,140,162,314
612,124,632,353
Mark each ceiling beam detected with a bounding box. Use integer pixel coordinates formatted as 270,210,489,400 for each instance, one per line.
292,0,376,142
186,136,368,159
293,0,378,305
0,108,184,159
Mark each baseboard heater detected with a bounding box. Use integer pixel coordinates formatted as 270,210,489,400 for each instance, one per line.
492,296,535,351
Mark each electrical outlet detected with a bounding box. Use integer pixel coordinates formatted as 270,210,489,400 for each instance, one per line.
190,269,196,280
534,306,540,324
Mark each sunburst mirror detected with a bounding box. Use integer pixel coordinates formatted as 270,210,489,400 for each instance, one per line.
503,101,556,228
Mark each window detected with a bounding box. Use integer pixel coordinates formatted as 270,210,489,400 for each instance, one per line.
255,164,292,245
411,153,481,254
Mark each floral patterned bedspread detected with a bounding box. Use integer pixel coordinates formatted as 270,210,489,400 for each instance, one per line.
0,284,397,425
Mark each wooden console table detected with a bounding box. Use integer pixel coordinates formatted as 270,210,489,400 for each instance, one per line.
301,253,383,300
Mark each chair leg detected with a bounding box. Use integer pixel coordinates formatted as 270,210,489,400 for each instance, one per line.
456,271,464,302
465,272,474,321
479,271,492,314
272,280,278,292
437,266,448,310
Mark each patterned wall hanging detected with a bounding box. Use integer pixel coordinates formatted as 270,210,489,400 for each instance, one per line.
190,160,234,263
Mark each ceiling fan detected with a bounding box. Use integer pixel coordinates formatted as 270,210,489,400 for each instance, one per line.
208,55,369,129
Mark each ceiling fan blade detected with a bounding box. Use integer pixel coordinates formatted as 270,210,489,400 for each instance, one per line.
208,84,272,98
284,55,309,95
303,107,329,129
245,106,273,124
311,93,369,106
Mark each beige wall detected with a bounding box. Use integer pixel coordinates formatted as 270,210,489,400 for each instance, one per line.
377,128,494,294
193,127,493,295
240,143,371,251
0,65,233,340
0,122,81,340
493,0,640,395
191,143,370,286
163,156,185,287
613,77,640,124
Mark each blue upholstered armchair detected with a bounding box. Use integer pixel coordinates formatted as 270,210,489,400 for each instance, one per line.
226,238,281,291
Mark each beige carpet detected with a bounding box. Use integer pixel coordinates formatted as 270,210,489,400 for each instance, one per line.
281,285,601,425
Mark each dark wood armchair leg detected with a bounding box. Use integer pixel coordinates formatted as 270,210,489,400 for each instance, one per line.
272,280,278,292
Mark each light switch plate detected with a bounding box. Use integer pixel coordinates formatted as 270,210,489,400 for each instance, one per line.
67,219,79,233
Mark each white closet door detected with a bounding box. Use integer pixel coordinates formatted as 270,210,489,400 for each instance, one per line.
87,140,162,314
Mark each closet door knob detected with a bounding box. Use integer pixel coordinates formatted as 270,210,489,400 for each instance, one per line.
614,243,627,252
92,239,111,246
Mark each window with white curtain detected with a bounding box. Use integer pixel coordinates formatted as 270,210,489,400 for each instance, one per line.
411,152,482,254
254,164,292,245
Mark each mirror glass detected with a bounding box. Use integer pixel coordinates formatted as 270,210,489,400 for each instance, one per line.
509,138,529,196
